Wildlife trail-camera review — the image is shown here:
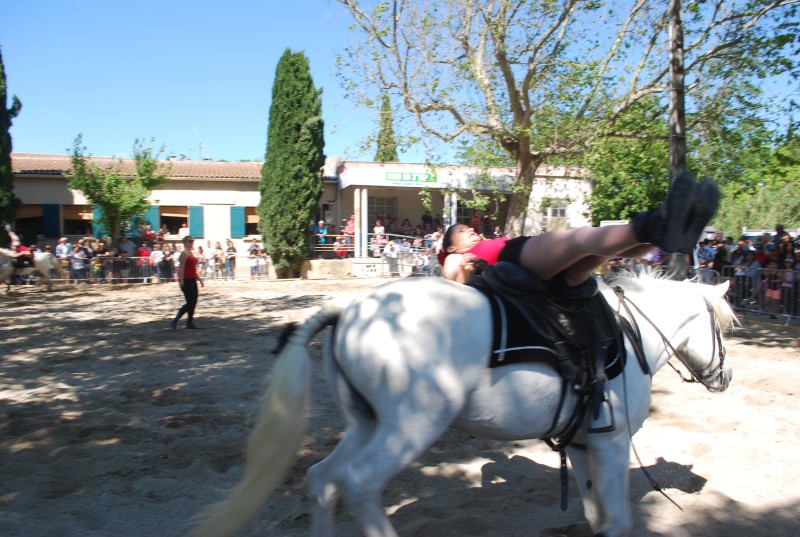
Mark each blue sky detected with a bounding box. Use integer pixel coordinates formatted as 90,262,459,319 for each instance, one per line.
1,0,400,162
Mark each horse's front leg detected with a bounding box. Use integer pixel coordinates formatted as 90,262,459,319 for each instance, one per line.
582,432,634,537
566,445,602,530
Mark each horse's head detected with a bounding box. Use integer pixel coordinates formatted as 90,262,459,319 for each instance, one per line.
670,280,735,392
608,273,736,392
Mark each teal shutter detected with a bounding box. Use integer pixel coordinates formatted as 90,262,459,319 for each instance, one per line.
43,204,60,237
230,206,245,238
146,205,160,228
189,206,204,238
92,206,108,238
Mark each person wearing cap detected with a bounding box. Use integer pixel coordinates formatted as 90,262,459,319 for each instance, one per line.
313,220,328,246
55,237,73,263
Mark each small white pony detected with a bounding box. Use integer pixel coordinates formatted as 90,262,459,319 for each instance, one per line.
193,272,735,537
0,248,66,292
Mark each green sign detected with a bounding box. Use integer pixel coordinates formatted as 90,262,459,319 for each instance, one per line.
386,172,437,183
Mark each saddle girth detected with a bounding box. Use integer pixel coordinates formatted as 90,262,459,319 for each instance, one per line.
467,262,626,446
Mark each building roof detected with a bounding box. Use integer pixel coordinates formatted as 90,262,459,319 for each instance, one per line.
11,152,263,180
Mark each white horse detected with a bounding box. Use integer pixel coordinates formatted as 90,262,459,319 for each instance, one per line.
193,272,735,537
0,248,66,292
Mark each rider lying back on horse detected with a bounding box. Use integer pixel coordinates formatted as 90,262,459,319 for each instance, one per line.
442,172,719,288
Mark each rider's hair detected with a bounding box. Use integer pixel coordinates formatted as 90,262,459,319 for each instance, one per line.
442,225,459,256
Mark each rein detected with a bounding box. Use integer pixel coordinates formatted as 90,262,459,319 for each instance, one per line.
613,286,726,391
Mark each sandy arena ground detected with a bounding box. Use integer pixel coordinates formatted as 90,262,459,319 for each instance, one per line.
1,279,798,537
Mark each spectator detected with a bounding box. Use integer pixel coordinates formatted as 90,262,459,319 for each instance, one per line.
156,224,169,242
709,239,729,276
383,240,400,276
414,248,431,275
196,246,207,280
761,258,782,319
257,248,268,278
313,220,328,252
71,243,88,283
178,222,190,238
373,218,385,237
224,239,237,280
139,223,157,243
777,232,794,260
421,210,433,227
55,237,73,269
118,236,136,258
729,239,750,267
345,215,355,237
212,241,224,279
781,258,796,315
746,250,762,304
470,210,481,232
118,251,132,283
150,243,165,281
248,239,261,279
772,224,785,245
137,242,151,281
162,244,175,282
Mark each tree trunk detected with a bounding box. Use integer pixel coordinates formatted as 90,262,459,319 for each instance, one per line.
503,146,544,237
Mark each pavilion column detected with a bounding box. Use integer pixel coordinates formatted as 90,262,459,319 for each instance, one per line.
354,189,361,258
360,189,369,258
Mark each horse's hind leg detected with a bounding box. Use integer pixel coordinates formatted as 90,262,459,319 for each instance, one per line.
307,416,376,537
342,411,458,537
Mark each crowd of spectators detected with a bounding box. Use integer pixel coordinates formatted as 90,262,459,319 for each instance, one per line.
601,224,800,318
311,210,503,277
31,230,271,284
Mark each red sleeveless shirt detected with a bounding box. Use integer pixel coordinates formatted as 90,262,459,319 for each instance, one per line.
467,238,509,265
183,254,198,278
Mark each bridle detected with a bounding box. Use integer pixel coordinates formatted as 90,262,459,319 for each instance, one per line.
613,286,727,392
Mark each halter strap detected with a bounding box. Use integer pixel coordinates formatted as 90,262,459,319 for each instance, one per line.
613,286,725,390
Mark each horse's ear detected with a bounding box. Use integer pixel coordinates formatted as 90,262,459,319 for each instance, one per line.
716,280,730,297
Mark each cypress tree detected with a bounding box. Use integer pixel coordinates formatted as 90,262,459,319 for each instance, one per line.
375,92,398,162
257,49,325,277
0,47,22,243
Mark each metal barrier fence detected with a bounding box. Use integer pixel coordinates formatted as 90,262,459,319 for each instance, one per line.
21,251,441,285
719,265,798,323
310,232,443,278
36,255,272,284
21,251,796,323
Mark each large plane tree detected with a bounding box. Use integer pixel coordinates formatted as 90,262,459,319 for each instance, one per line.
337,0,799,235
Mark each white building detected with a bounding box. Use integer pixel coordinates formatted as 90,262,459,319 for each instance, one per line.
10,152,591,260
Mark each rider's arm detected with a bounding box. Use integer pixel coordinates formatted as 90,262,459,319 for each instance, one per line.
443,253,478,284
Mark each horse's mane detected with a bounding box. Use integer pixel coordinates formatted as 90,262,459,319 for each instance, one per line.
604,270,738,331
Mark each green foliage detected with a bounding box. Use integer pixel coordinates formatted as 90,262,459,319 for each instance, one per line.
375,93,398,162
337,0,799,234
67,135,169,244
0,47,22,239
257,49,325,276
712,132,800,235
581,99,671,224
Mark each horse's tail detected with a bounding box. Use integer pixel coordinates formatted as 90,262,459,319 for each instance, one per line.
192,303,343,537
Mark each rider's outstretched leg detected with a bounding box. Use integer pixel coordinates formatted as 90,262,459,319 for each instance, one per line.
511,173,719,286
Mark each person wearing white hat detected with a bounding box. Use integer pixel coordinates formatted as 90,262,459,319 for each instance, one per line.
55,237,73,263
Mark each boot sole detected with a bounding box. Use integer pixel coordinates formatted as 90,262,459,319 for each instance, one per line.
662,172,697,253
681,178,721,254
